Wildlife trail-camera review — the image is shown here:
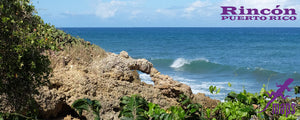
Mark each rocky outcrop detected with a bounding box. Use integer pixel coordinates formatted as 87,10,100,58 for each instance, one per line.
42,50,219,119
0,47,219,120
98,51,193,98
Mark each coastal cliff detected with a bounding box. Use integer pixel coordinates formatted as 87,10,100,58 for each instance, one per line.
37,42,219,119
0,34,218,119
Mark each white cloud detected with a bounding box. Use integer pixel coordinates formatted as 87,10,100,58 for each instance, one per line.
129,10,142,19
95,0,137,19
62,11,92,16
185,1,206,13
182,1,214,17
93,0,300,20
156,9,176,16
93,0,300,21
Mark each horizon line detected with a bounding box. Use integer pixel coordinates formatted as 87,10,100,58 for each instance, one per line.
57,26,300,28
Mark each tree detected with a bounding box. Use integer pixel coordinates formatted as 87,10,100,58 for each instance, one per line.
0,0,55,114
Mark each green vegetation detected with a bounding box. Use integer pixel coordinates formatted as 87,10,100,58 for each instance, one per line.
0,112,34,120
295,86,300,94
178,94,204,119
0,0,101,119
118,94,205,120
209,85,220,95
228,82,232,87
72,98,101,120
210,84,300,120
0,0,55,117
119,94,149,120
72,91,299,120
212,91,257,119
1,0,299,120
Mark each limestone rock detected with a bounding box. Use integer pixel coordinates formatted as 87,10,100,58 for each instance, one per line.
191,93,219,109
0,48,218,120
119,51,129,58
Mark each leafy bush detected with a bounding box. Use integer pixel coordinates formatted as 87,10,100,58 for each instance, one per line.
178,94,204,119
211,85,300,120
145,102,168,120
72,98,101,120
119,94,206,120
0,0,58,116
119,94,149,120
212,100,255,119
0,0,96,118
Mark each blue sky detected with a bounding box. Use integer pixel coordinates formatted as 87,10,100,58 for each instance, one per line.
32,0,300,27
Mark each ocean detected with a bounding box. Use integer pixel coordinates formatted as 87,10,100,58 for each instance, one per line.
60,27,300,100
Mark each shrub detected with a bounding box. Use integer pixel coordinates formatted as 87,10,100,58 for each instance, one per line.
119,94,149,120
0,0,95,118
211,85,300,120
0,0,57,115
72,98,101,120
118,94,206,120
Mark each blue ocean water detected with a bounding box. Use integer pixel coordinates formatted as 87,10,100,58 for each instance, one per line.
60,27,300,100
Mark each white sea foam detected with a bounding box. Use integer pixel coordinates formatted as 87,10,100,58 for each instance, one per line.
139,73,153,85
197,57,209,62
140,72,230,100
170,57,209,69
173,76,196,82
170,58,190,68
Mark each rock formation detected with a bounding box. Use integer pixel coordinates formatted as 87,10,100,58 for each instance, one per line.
1,45,219,120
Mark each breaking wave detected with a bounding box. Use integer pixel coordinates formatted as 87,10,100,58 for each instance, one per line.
151,58,300,80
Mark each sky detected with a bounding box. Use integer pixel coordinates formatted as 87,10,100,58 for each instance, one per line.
32,0,300,27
